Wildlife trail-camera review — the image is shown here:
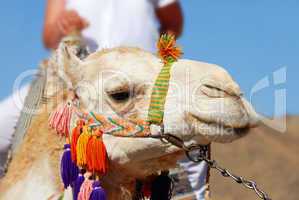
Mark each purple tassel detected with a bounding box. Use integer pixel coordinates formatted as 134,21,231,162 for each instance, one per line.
61,144,79,188
72,173,85,200
89,181,107,200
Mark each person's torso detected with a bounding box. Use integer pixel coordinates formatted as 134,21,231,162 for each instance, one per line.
66,0,160,52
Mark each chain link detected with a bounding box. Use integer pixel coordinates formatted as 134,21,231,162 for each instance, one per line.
186,145,272,200
156,133,272,200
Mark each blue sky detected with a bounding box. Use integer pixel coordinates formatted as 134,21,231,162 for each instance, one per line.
0,0,298,116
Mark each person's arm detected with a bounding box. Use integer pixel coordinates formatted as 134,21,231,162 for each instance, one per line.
43,0,88,49
155,1,183,38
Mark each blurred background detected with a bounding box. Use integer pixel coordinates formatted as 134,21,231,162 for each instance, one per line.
0,1,298,199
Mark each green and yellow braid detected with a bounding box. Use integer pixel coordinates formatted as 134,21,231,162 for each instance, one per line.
148,34,182,125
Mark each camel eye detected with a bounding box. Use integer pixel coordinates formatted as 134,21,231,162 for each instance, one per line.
109,91,130,102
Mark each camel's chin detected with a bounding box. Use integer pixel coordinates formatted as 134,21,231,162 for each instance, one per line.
186,114,250,144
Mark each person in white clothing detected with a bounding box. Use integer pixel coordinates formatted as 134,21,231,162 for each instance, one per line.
0,0,209,199
43,0,183,52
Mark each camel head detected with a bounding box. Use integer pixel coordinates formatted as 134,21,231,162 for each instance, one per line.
52,40,259,185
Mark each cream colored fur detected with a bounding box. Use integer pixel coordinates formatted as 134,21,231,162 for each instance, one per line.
0,41,259,199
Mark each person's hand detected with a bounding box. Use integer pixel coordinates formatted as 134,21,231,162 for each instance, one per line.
57,10,89,36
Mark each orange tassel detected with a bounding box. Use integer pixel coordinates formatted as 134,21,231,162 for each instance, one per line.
76,126,91,167
86,130,108,174
71,120,85,163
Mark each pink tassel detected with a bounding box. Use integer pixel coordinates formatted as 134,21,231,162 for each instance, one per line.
78,179,94,200
49,102,74,137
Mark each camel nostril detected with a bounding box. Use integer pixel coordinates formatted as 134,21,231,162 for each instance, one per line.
200,77,242,98
200,84,228,98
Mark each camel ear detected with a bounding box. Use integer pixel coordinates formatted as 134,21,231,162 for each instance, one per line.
55,39,86,89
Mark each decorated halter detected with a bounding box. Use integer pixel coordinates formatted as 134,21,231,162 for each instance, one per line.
48,33,182,200
148,34,182,125
49,33,273,200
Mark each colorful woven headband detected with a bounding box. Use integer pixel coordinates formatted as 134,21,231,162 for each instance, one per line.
48,33,182,200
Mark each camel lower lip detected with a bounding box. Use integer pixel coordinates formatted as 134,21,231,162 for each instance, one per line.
188,113,249,129
186,113,250,143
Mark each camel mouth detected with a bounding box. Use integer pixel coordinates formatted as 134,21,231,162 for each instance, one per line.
186,113,250,143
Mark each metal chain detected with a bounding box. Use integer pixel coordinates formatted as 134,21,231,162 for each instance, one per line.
186,146,272,200
154,133,272,200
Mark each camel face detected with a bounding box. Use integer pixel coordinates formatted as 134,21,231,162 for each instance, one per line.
0,43,260,199
62,46,258,167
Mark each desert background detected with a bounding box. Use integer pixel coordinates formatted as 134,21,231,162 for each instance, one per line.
173,116,298,200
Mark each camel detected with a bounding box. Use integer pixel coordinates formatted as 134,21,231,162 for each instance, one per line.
0,38,259,200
